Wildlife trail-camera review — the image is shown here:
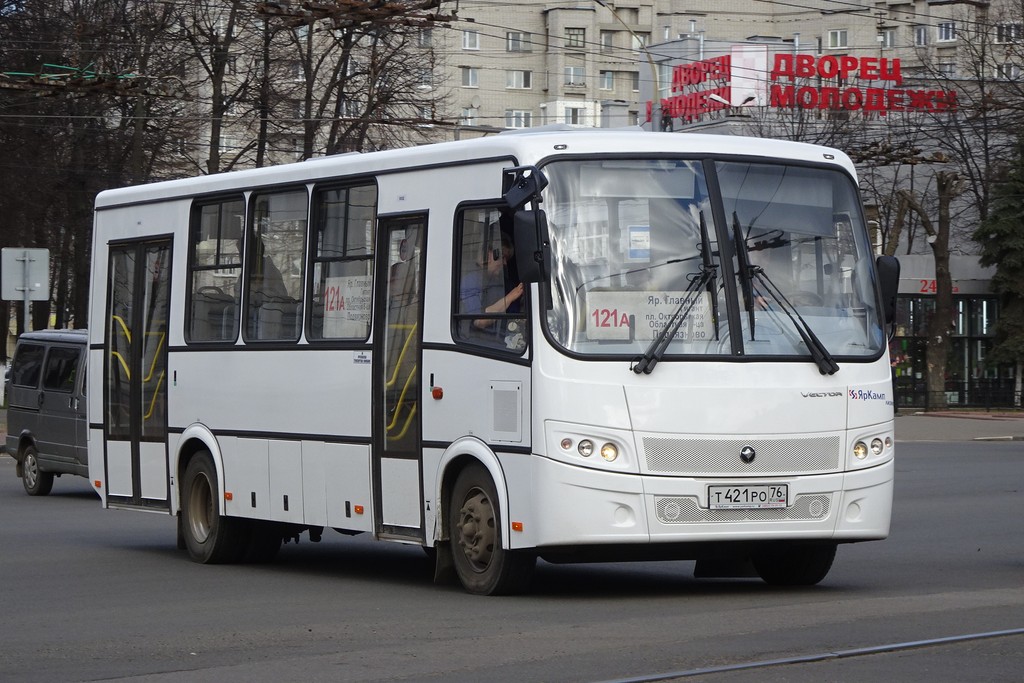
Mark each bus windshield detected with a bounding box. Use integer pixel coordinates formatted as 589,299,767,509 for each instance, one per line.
542,157,885,362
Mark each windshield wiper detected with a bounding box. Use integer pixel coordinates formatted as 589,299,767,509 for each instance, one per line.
733,239,840,376
574,256,698,296
732,212,756,337
632,213,718,375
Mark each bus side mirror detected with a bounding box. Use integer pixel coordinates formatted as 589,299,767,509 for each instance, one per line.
513,209,549,284
875,255,900,324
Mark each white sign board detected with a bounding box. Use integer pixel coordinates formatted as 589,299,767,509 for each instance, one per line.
323,275,372,338
585,290,714,342
1,248,50,301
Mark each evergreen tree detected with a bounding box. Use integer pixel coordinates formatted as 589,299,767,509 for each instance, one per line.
974,139,1024,405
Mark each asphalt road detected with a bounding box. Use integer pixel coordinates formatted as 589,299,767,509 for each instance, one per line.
1,438,1022,682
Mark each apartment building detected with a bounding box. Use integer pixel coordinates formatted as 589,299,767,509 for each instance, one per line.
434,0,1018,137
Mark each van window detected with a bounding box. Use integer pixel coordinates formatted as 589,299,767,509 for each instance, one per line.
10,343,45,387
42,347,80,393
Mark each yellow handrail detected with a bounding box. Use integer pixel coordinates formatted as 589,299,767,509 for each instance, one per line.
112,315,132,342
143,371,165,421
388,402,418,441
142,333,165,383
110,351,131,379
385,365,418,433
385,323,417,389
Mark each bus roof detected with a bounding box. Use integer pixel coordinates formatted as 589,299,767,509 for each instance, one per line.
94,129,857,209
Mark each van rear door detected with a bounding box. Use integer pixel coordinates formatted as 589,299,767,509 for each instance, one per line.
7,341,45,454
38,344,87,467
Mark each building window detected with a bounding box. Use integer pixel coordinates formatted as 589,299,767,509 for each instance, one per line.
463,30,479,50
460,107,478,126
461,67,478,88
506,31,531,52
937,60,956,77
879,28,896,49
505,110,532,128
565,27,585,49
827,29,848,49
506,70,532,89
937,22,956,42
914,25,929,46
418,28,432,47
996,63,1021,80
564,107,586,125
600,30,614,52
996,23,1023,44
600,70,614,90
565,65,585,86
631,32,649,51
631,71,640,92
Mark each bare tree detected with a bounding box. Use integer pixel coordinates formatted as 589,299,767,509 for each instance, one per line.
258,0,454,156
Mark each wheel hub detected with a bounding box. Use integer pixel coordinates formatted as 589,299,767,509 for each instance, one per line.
187,473,214,543
456,489,495,572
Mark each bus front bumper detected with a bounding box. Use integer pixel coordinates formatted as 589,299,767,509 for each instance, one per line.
509,455,893,551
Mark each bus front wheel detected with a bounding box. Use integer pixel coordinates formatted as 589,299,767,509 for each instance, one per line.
181,451,247,564
449,463,535,595
753,542,837,586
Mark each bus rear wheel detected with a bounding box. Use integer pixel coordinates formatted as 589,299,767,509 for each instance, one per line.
449,464,534,595
753,542,837,586
181,451,247,564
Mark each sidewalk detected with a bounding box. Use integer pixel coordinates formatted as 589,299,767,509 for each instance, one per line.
895,410,1024,442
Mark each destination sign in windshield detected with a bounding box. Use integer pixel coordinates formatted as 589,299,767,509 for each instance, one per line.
585,290,713,341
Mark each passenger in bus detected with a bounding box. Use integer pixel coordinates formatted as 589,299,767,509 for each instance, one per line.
459,234,524,344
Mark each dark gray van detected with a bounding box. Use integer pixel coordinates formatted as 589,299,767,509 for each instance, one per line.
4,329,88,495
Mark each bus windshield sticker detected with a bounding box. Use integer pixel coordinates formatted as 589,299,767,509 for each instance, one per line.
585,290,712,342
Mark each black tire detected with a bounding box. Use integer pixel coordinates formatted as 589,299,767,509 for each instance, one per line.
753,542,837,586
449,463,535,595
22,445,54,496
243,521,283,563
180,452,248,564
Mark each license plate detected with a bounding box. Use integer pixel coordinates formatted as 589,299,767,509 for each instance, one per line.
708,484,788,510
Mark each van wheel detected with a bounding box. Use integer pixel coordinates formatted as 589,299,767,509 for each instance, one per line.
449,463,535,595
22,446,54,496
180,451,247,564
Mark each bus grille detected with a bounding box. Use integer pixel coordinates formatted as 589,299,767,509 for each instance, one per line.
642,435,842,475
655,494,832,524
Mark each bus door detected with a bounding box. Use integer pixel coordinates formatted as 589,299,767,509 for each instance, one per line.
372,215,426,541
102,238,172,510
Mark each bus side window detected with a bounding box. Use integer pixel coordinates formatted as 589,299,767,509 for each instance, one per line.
187,197,244,343
245,189,308,342
308,183,377,341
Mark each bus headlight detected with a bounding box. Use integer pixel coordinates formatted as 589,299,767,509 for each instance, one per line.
870,438,884,456
578,440,594,457
600,443,619,462
853,441,868,459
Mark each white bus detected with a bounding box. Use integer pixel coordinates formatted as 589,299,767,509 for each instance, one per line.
88,129,900,595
